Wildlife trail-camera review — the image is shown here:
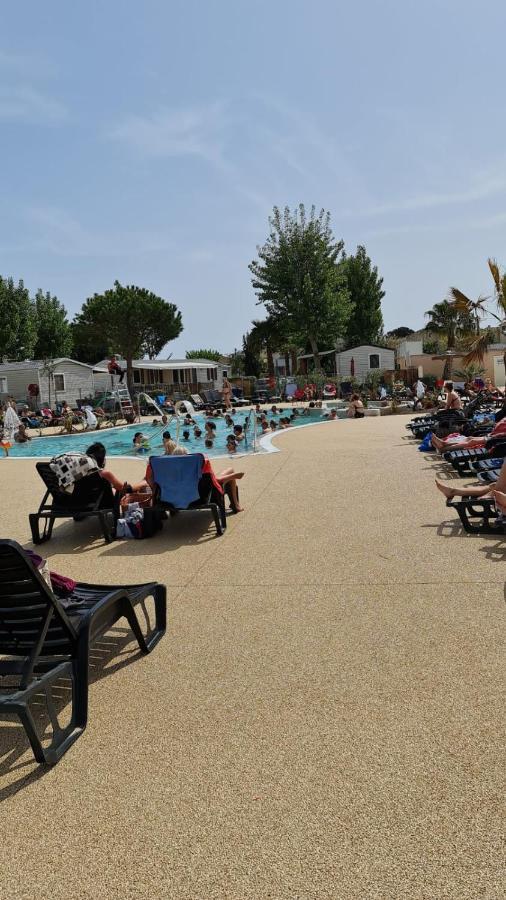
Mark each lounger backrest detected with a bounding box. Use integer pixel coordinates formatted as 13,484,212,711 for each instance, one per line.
149,454,203,508
36,462,110,509
0,540,76,665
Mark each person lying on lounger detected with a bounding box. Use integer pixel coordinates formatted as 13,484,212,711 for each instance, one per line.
435,459,506,501
431,416,506,453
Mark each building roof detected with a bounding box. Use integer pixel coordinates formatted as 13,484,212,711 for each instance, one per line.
95,358,222,370
0,357,95,373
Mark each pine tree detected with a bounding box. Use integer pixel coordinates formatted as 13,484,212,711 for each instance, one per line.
0,277,36,360
343,246,384,347
33,290,73,360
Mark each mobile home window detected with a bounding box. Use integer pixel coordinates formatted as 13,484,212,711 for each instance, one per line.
0,377,7,393
53,373,65,392
369,354,380,369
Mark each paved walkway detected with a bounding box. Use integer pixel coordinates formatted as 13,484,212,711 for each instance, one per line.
0,416,504,899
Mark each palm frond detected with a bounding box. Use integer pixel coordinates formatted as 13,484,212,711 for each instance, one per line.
448,287,473,307
488,257,501,293
460,331,494,366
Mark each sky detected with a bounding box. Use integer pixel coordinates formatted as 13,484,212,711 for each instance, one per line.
2,0,506,358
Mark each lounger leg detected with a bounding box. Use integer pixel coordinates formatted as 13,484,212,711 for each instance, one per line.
29,513,54,545
120,599,150,653
146,585,167,651
99,511,115,544
17,704,48,764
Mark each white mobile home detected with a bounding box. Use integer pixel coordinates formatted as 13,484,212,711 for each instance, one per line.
0,359,100,407
95,358,225,394
336,345,395,380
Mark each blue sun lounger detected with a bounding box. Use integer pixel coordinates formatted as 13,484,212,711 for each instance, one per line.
149,454,226,537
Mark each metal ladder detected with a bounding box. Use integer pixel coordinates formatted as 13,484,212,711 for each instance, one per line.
113,384,134,416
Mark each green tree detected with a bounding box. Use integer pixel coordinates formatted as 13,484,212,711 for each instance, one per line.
72,281,183,391
249,204,351,371
185,349,223,362
242,331,262,378
0,277,36,360
33,289,73,360
385,326,414,338
342,245,384,347
70,322,110,364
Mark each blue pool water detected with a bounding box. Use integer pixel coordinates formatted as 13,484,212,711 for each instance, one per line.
7,409,329,459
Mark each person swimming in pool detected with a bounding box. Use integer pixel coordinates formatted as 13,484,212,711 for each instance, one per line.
133,432,150,453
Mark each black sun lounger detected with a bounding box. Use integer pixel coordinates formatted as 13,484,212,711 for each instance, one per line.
29,462,116,545
445,497,505,535
0,539,166,764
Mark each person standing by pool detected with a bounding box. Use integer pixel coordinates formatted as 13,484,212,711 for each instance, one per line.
222,376,232,409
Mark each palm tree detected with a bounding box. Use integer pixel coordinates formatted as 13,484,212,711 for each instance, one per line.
424,300,474,377
246,316,295,377
460,258,506,373
453,363,485,383
447,288,488,334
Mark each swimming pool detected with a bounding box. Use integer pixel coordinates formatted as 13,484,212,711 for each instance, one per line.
6,409,331,459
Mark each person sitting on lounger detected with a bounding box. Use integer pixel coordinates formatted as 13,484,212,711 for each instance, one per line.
443,381,462,411
86,442,146,495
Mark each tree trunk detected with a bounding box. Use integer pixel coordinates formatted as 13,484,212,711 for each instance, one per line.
284,351,290,375
309,335,321,372
290,350,298,375
266,346,274,377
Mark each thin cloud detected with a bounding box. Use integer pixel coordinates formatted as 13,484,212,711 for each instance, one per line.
24,207,175,257
0,86,67,123
109,102,227,163
109,100,271,210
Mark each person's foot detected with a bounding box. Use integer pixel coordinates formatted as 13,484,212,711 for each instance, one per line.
435,479,456,500
492,489,506,512
235,472,245,479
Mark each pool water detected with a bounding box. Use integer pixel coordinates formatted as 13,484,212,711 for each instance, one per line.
7,409,330,459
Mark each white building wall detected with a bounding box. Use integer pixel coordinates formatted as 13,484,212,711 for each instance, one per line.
38,361,96,406
0,367,40,403
336,346,395,380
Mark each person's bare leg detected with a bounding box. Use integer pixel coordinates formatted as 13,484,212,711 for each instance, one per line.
491,489,506,511
218,470,245,483
435,479,491,500
225,477,243,512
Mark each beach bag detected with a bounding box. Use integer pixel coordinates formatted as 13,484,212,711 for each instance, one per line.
418,431,434,451
120,491,152,513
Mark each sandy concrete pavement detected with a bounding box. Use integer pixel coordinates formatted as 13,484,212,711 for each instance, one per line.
0,415,504,899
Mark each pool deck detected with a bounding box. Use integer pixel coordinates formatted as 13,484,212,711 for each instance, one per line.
0,415,504,899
